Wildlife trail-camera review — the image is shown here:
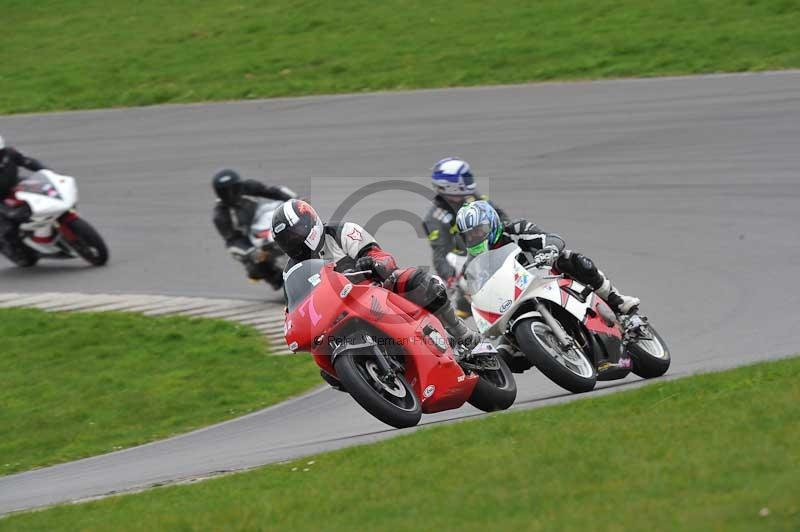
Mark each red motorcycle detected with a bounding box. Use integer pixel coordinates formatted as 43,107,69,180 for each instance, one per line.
283,260,517,428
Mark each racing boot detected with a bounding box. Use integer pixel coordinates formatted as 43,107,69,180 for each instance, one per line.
454,291,472,319
435,302,481,356
595,278,647,338
595,278,640,316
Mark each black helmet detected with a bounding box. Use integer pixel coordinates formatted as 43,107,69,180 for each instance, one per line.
212,169,243,205
271,199,325,261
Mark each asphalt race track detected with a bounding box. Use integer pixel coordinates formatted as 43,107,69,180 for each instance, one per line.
1,71,799,514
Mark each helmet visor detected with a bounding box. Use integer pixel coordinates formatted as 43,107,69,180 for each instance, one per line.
461,223,491,255
278,221,316,260
217,183,242,205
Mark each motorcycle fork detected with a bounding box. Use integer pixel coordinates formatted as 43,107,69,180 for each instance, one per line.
531,300,573,349
366,336,396,378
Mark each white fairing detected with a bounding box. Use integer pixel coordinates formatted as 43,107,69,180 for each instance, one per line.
13,170,80,256
249,199,282,248
15,170,78,219
466,244,584,335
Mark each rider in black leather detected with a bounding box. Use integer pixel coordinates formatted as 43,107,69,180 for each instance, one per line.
211,169,297,288
0,135,46,262
424,158,509,284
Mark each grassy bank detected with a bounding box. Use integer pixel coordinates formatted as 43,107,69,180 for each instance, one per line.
4,356,798,531
0,307,318,475
2,0,799,113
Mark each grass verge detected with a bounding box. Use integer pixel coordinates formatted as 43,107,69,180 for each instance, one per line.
0,307,318,476
3,0,799,114
3,356,798,531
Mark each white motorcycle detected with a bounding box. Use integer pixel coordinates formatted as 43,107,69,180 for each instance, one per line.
464,244,670,393
1,170,108,267
229,198,287,290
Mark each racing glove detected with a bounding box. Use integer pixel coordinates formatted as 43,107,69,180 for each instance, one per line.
354,255,396,282
531,245,560,268
354,256,379,280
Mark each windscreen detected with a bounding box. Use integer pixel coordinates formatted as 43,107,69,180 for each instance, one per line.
284,259,328,312
17,172,59,198
464,244,520,296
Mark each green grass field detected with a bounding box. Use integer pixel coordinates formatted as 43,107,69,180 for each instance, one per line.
0,307,318,476
2,0,799,114
3,356,798,531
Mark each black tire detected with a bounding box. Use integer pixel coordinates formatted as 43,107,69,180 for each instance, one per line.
334,351,422,428
628,323,671,379
9,246,39,267
65,218,109,266
467,355,517,412
515,318,597,393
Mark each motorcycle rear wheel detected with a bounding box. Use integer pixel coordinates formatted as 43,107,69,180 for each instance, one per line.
627,323,671,378
334,350,421,428
467,355,517,412
6,245,39,267
515,318,597,393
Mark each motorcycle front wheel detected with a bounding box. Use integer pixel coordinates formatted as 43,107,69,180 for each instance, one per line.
63,218,109,266
334,350,421,429
515,318,597,393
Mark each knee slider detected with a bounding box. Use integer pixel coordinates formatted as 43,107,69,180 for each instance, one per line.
573,253,604,288
408,270,448,312
574,254,596,274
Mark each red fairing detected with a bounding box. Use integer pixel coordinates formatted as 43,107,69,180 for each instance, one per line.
284,263,478,415
585,295,623,339
474,307,502,325
557,278,622,338
558,278,570,307
57,211,80,241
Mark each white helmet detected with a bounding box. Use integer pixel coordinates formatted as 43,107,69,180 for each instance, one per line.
0,135,5,150
431,157,476,196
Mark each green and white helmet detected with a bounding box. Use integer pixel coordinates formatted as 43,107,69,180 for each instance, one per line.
455,200,503,256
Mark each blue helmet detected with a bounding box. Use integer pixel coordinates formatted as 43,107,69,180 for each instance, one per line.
431,157,476,196
456,200,503,256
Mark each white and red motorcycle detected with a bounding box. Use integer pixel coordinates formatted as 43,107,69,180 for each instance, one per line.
464,244,670,393
1,170,108,267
